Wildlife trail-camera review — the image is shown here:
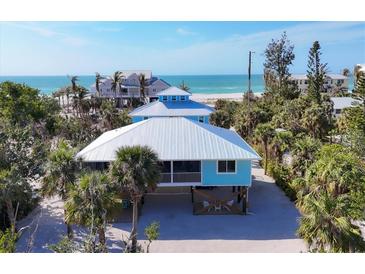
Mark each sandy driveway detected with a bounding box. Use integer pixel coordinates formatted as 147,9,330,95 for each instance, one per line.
16,165,306,253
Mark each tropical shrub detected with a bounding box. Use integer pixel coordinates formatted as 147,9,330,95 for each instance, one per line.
0,228,17,253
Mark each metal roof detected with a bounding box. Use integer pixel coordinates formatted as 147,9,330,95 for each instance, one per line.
129,100,214,117
331,97,362,110
155,86,192,96
76,117,261,162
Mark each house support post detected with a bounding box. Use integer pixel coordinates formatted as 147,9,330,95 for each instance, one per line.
237,186,241,203
191,186,194,203
232,186,236,193
242,187,248,215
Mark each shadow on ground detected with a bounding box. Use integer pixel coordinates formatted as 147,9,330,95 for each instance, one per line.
110,179,301,242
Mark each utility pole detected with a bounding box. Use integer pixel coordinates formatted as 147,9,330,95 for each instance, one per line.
247,51,254,106
247,51,254,137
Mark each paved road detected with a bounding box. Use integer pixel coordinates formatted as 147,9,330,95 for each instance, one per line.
16,165,306,253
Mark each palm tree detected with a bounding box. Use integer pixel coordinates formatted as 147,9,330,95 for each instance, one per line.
297,192,365,252
68,75,79,90
41,140,79,238
301,104,323,139
254,123,275,174
179,81,190,92
110,71,123,107
95,73,104,97
72,86,89,118
66,75,79,113
110,146,160,252
138,73,148,103
271,130,293,163
65,172,118,252
291,136,320,177
342,68,350,77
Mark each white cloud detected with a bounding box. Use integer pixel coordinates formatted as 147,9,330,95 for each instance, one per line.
176,27,198,36
4,22,59,37
3,22,90,47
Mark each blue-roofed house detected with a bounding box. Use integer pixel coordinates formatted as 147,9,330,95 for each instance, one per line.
129,86,214,123
76,117,261,214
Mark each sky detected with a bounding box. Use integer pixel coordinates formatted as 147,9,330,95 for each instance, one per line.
0,21,364,75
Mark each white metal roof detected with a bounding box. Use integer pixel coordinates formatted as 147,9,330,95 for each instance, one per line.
76,117,261,162
331,97,362,110
155,86,192,96
129,100,214,117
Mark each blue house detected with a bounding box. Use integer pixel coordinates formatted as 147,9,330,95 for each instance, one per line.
76,117,261,214
129,86,214,124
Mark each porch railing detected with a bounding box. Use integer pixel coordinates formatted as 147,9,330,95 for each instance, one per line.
159,172,201,183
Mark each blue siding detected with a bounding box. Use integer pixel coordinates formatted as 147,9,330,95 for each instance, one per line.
132,115,210,124
201,160,252,186
158,95,190,102
132,117,144,123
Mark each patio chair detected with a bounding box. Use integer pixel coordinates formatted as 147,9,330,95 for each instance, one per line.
222,200,234,212
214,202,222,212
203,201,213,212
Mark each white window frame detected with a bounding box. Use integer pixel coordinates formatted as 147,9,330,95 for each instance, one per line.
172,96,177,101
198,116,204,123
162,96,168,101
180,96,186,101
216,160,237,174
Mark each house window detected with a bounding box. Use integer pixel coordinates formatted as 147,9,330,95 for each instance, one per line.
335,109,341,114
180,96,186,101
143,117,148,120
217,160,236,173
198,116,204,123
304,80,308,84
173,161,201,173
172,96,177,101
162,96,168,101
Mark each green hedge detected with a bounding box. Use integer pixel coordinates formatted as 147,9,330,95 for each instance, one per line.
267,161,297,201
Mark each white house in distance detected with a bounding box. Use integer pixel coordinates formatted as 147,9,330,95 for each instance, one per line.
290,74,349,93
89,70,170,101
331,96,362,117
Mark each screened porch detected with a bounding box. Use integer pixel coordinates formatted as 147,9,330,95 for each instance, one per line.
159,160,201,184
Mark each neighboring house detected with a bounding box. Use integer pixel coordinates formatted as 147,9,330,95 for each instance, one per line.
76,117,261,188
90,70,170,100
290,74,349,93
331,96,362,117
129,86,214,123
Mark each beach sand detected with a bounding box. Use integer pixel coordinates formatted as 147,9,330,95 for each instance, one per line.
191,92,262,104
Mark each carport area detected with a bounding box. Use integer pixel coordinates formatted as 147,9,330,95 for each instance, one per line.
107,164,306,252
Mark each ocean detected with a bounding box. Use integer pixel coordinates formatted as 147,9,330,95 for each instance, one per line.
0,74,266,95
0,74,355,95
